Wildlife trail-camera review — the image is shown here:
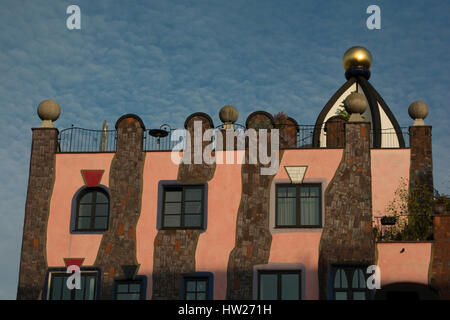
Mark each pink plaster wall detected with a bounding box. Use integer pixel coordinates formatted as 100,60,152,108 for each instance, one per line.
377,242,432,286
47,153,114,267
371,149,410,217
137,152,180,300
195,152,242,299
269,149,343,299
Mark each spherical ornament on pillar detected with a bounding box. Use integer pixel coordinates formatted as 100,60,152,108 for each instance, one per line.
344,92,368,122
408,101,429,126
219,105,238,129
37,99,61,127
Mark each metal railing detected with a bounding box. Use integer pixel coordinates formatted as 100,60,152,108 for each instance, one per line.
56,125,410,153
58,126,117,152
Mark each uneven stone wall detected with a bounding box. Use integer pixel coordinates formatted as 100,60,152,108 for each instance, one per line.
429,215,450,299
152,114,215,299
17,128,58,300
409,126,433,189
226,112,282,300
318,122,375,300
94,116,146,299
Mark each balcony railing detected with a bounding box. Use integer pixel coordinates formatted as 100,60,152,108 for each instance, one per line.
56,125,410,153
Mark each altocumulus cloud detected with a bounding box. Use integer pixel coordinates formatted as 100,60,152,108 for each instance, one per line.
0,0,449,299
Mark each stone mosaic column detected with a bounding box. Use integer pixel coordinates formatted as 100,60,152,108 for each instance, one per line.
93,114,146,299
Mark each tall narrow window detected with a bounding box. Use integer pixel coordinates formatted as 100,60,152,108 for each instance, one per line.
162,185,205,229
48,271,98,300
331,265,372,300
276,184,321,228
75,188,109,232
258,270,301,300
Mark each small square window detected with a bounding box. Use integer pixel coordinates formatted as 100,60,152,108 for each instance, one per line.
113,279,145,300
258,270,301,300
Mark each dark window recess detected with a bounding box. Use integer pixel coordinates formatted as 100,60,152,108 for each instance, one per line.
48,272,97,300
258,270,302,300
162,185,204,229
183,278,209,300
75,188,110,232
332,265,373,300
276,184,322,228
114,280,144,300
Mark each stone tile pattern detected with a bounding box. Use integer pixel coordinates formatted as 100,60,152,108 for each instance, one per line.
152,114,216,299
226,113,283,300
93,117,146,299
409,126,433,190
326,117,346,148
430,215,450,299
17,128,58,300
318,122,375,300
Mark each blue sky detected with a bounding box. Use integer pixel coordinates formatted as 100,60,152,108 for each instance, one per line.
0,0,448,299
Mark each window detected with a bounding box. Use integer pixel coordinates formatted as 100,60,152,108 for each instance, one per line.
275,184,321,228
162,185,205,229
331,265,372,300
182,277,211,300
258,270,301,300
75,188,109,232
113,278,146,300
48,271,98,300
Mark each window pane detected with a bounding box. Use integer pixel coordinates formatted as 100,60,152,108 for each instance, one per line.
309,186,320,197
300,197,320,226
197,280,206,292
85,276,96,300
95,204,108,217
353,292,366,300
281,274,300,300
78,204,92,217
186,293,196,300
50,275,63,300
94,217,108,230
164,203,181,215
185,202,202,214
164,215,181,227
186,281,196,292
165,190,182,202
77,217,91,230
129,283,141,293
184,215,202,227
117,283,128,293
352,269,366,289
334,269,348,289
300,186,309,197
62,277,72,300
277,198,296,226
197,293,206,300
74,276,85,300
335,292,348,300
80,192,93,204
96,192,108,203
277,187,286,197
260,274,278,300
185,188,202,201
286,187,296,197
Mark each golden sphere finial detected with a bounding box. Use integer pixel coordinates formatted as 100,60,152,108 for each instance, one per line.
342,46,372,70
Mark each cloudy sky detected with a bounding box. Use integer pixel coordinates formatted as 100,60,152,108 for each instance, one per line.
0,0,448,299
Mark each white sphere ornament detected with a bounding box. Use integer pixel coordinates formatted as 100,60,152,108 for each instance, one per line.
344,92,368,122
408,101,429,126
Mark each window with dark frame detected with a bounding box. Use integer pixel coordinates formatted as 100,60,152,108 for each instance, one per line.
48,271,97,300
258,270,302,300
183,277,209,300
75,188,109,232
332,265,372,300
162,185,204,229
114,280,144,300
275,184,321,228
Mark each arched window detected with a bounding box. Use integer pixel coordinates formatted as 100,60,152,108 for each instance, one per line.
72,187,110,232
333,268,348,300
332,265,371,300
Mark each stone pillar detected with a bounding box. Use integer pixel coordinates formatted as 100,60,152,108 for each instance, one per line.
429,215,450,299
94,114,146,299
409,125,433,191
226,111,282,300
318,121,375,300
152,113,216,300
17,128,58,299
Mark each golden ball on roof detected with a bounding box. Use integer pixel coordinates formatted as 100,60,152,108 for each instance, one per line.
342,46,373,70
